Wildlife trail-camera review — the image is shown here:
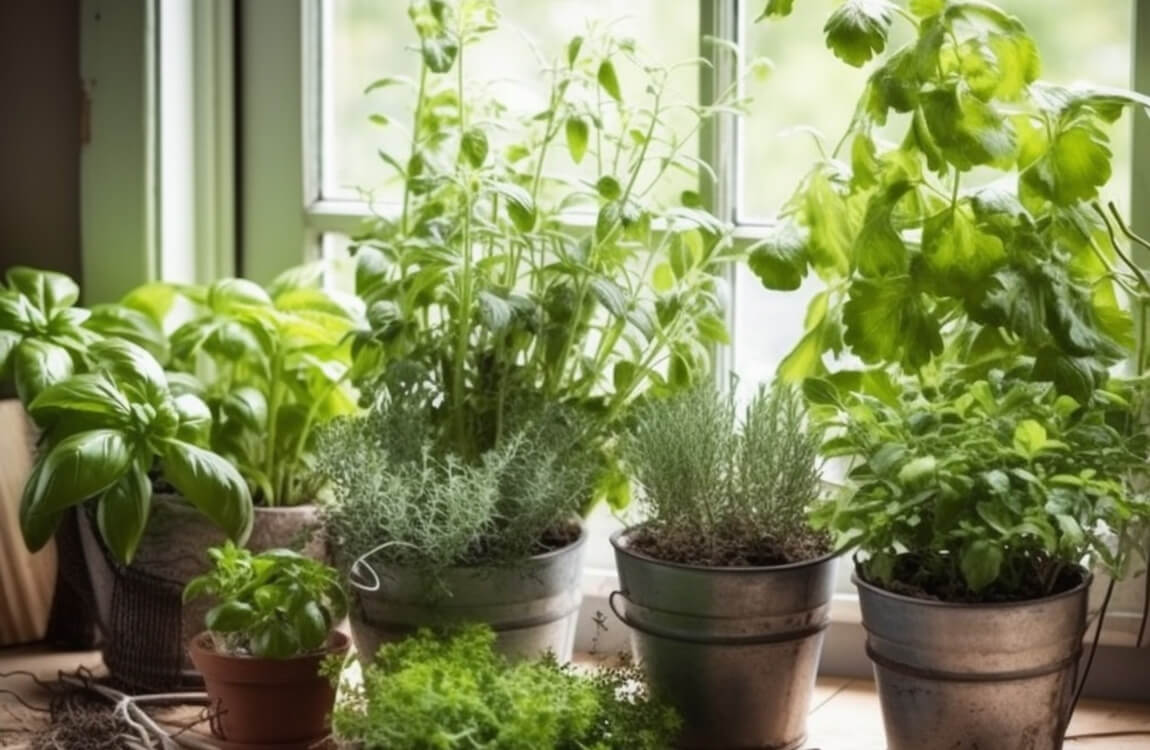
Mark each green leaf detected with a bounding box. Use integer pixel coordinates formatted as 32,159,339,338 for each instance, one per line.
567,35,584,66
207,278,271,312
1013,419,1047,458
897,455,937,485
6,267,79,313
590,278,628,320
21,429,133,552
597,60,622,102
492,183,536,232
84,304,169,362
854,181,912,276
778,326,825,382
13,339,74,405
843,276,942,369
162,439,253,544
296,600,329,651
747,220,809,291
206,600,258,633
921,205,1006,293
224,387,268,432
596,201,621,242
802,377,840,406
174,393,213,445
96,461,152,564
908,0,944,16
824,0,893,68
1021,120,1112,206
596,176,622,201
802,171,853,277
477,291,514,332
757,0,796,19
460,127,488,168
251,623,300,659
1031,347,1101,402
565,116,589,164
921,85,1017,170
120,282,178,323
27,373,130,426
961,540,1004,591
696,313,730,344
90,339,169,406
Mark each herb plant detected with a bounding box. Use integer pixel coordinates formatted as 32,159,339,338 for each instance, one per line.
809,371,1150,600
151,269,362,506
184,542,347,659
755,0,1147,400
621,382,827,566
348,0,754,507
328,624,679,750
0,267,165,405
318,383,596,577
19,340,253,565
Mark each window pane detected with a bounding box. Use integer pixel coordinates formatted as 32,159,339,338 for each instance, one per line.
323,0,700,203
733,1,1134,399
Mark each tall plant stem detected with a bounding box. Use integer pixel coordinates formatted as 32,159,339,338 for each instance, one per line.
452,43,472,456
263,350,286,507
401,62,429,235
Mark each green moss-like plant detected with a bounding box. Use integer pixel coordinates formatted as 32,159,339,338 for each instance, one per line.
328,625,679,750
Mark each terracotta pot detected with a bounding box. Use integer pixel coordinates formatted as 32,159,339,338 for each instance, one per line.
189,630,349,748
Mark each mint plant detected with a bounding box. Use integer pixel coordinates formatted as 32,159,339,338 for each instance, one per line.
808,371,1150,599
755,0,1148,400
184,542,347,658
348,0,755,506
20,340,253,564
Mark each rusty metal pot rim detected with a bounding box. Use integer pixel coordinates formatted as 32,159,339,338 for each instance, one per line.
852,567,1093,611
610,526,842,574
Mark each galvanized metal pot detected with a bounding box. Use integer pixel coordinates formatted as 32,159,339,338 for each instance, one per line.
856,571,1091,750
349,525,587,664
610,528,839,750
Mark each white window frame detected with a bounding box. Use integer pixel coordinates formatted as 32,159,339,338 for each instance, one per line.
229,0,1150,696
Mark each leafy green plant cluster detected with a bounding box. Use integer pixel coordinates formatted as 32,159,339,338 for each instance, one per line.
184,542,347,659
20,340,252,564
0,267,165,404
141,268,364,506
755,0,1147,401
328,624,679,750
347,0,755,507
809,370,1150,599
621,382,826,565
318,382,595,576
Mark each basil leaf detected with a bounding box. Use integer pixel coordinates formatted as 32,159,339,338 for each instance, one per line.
162,439,253,544
597,60,622,102
6,267,79,314
23,429,132,531
13,339,75,405
28,373,131,426
96,460,153,564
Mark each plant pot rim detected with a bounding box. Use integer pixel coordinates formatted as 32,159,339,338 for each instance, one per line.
852,567,1093,610
188,629,350,664
610,526,841,574
361,519,589,576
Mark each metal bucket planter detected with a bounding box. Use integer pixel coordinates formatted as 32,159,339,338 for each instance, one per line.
79,499,325,690
349,525,587,664
856,571,1091,750
610,528,838,750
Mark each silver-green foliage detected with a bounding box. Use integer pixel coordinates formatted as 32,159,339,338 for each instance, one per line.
623,382,822,557
318,387,595,575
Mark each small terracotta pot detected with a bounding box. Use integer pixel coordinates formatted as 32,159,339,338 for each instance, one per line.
188,630,349,749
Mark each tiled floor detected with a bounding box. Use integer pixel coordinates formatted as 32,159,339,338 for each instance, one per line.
2,646,1149,748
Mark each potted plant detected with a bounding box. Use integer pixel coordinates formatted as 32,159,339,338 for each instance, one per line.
150,267,363,555
328,624,679,749
809,372,1150,749
184,542,349,749
752,1,1150,746
326,0,751,660
610,381,834,750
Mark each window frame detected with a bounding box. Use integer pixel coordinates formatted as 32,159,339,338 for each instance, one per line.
230,0,1150,686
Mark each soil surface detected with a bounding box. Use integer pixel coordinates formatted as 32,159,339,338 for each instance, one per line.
625,522,832,567
864,553,1086,603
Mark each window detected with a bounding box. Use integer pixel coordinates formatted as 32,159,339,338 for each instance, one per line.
240,0,1150,656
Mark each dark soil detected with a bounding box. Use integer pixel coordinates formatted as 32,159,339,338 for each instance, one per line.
864,553,1086,604
626,522,833,567
532,519,583,555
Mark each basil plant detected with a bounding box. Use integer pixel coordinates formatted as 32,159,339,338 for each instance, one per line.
0,267,164,405
21,339,252,565
150,267,363,507
348,0,759,506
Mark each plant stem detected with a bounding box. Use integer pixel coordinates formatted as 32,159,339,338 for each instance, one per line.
452,41,472,457
401,62,429,235
264,351,285,507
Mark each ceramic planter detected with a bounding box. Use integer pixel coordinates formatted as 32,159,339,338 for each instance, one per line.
79,500,326,690
856,571,1091,750
349,524,587,664
189,630,349,749
610,528,839,750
